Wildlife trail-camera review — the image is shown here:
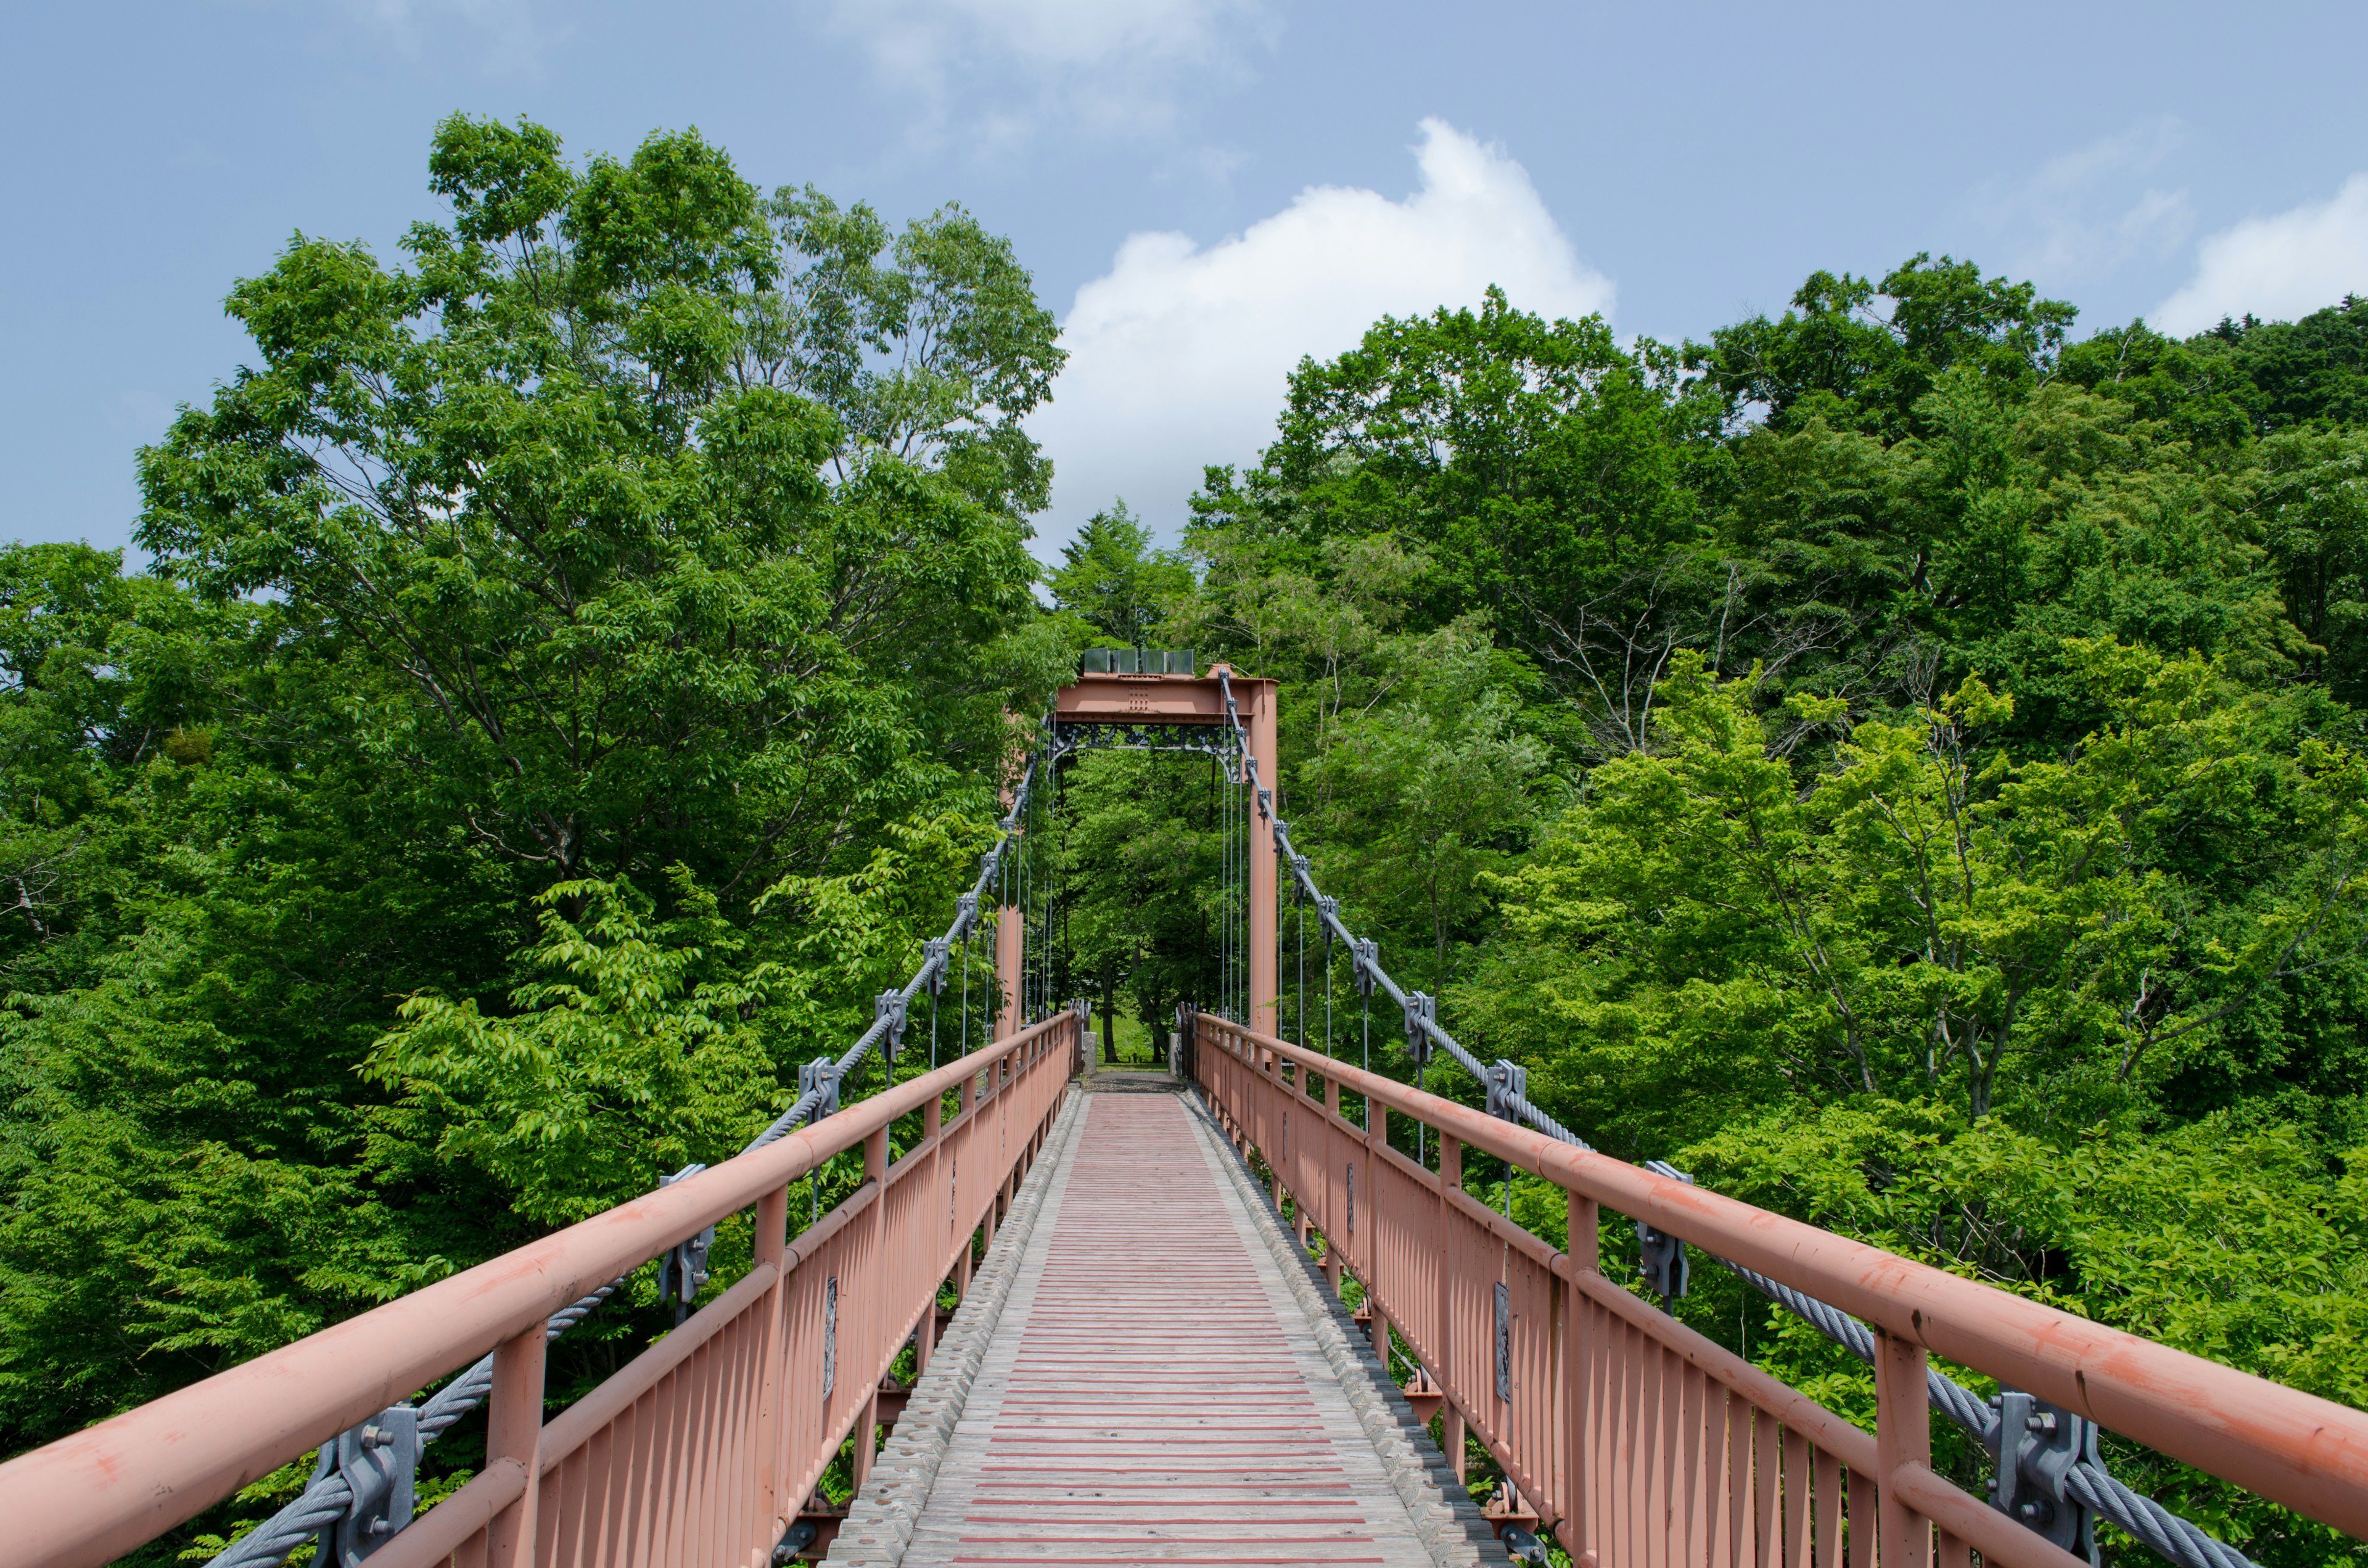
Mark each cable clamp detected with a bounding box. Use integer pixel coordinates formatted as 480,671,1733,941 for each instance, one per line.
799,1056,842,1119
656,1164,716,1316
875,990,910,1065
1403,992,1436,1064
313,1403,421,1566
923,937,950,996
1987,1390,2102,1562
1350,937,1381,995
1289,854,1311,902
1636,1168,1692,1308
1485,1060,1527,1122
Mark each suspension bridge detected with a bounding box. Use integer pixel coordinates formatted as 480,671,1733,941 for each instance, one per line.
5,663,2367,1568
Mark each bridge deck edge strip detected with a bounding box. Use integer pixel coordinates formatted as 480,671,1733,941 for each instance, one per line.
1180,1093,1513,1568
826,1085,1090,1567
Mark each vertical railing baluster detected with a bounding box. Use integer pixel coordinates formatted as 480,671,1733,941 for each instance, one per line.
1813,1448,1841,1568
853,1126,889,1495
1784,1426,1811,1568
1874,1334,1930,1568
1753,1408,1780,1568
1729,1390,1753,1568
1437,1132,1461,1473
485,1323,547,1568
916,1092,944,1379
1565,1188,1598,1566
753,1183,788,1546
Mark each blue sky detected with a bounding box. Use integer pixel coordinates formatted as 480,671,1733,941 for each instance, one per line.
6,1,2366,563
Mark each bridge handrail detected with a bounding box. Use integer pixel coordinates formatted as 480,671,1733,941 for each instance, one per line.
0,1011,1078,1568
1190,1012,2368,1552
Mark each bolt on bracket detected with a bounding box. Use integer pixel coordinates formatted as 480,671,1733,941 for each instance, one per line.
875,990,910,1065
1402,992,1436,1064
799,1056,842,1119
1636,1168,1693,1308
1485,1060,1528,1122
656,1164,715,1319
314,1403,420,1566
1987,1389,2102,1563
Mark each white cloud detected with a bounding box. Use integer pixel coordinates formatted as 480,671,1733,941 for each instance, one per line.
822,0,1273,140
1027,118,1614,558
2154,174,2368,334
1975,119,2193,284
332,0,554,70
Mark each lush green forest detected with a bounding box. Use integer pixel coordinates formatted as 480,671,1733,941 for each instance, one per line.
6,113,2368,1562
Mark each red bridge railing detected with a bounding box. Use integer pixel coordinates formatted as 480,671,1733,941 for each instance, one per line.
1189,1011,2368,1568
0,1012,1080,1568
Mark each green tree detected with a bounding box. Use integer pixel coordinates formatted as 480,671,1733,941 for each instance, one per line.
1477,644,2368,1150
749,187,1066,515
1688,254,2080,441
137,113,1050,903
1048,501,1194,647
0,116,1067,1480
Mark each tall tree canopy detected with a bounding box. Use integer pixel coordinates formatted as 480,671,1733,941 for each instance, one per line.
0,117,1066,1508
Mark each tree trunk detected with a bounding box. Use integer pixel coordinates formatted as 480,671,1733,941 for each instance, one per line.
1100,964,1117,1064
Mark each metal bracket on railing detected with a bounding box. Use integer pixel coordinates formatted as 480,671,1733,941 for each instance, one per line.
799,1056,842,1119
1317,895,1339,949
1350,938,1380,995
1485,1060,1527,1122
1289,854,1310,901
656,1164,715,1320
1498,1524,1552,1566
1637,1169,1692,1309
923,937,950,995
1494,1280,1513,1403
1403,993,1436,1065
1989,1390,2102,1563
875,991,910,1066
955,892,979,940
313,1404,419,1567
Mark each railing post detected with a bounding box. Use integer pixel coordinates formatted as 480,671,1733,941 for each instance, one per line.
1438,1133,1462,1483
1878,1331,1932,1568
1323,1074,1344,1295
1273,1065,1288,1215
955,1064,978,1301
1363,1093,1384,1323
755,1181,790,1531
483,1323,546,1568
917,1091,944,1377
1564,1186,1598,1564
854,1125,890,1494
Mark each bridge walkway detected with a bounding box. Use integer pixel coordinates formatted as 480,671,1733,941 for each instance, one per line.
827,1088,1508,1567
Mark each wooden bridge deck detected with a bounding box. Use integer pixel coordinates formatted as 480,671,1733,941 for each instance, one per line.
835,1090,1506,1567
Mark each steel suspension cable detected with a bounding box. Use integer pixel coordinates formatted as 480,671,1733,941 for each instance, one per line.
1297,895,1306,1049
1199,668,2253,1568
213,727,1064,1568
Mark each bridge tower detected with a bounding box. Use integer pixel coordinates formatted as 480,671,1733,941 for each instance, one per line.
1051,659,1280,1034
